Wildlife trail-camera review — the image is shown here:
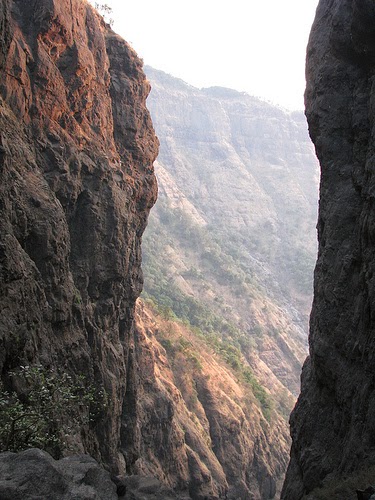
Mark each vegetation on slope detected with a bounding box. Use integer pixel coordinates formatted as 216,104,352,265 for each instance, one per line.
142,200,297,420
141,298,276,421
141,68,318,431
134,300,290,497
0,366,107,456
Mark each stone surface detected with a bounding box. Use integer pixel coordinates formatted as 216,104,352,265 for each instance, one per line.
0,448,117,499
282,1,375,498
121,301,290,499
123,475,189,499
0,0,157,474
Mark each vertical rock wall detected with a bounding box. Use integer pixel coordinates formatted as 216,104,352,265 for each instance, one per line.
282,1,375,498
0,0,158,474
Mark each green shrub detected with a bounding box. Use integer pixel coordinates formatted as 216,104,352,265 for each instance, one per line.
160,338,174,353
242,367,274,421
0,365,105,457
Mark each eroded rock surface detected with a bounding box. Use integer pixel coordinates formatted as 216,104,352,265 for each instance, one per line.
123,301,289,499
282,1,375,498
0,0,157,474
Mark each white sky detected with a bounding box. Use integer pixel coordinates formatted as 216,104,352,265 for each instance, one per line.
92,0,319,111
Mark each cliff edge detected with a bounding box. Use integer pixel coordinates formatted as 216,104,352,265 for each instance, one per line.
282,1,375,498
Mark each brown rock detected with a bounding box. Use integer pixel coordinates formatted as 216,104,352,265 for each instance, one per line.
128,300,289,499
0,0,157,474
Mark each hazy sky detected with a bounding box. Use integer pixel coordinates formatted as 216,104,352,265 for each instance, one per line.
92,0,319,110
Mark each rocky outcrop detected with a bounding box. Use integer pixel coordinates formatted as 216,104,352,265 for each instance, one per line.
282,1,375,498
0,0,157,474
0,448,190,500
0,448,118,500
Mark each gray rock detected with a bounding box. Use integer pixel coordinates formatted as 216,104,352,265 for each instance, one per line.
123,475,182,499
282,0,375,498
0,448,117,500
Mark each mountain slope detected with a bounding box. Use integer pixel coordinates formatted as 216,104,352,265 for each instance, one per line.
142,67,319,402
129,299,289,499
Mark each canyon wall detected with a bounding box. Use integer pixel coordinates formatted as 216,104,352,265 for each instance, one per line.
143,66,319,401
282,1,375,498
0,0,158,475
0,1,288,498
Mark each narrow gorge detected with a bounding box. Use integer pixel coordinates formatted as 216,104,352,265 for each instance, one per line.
6,0,369,499
0,0,311,498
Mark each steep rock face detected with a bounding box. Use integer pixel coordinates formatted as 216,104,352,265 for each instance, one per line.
125,301,289,499
0,0,157,474
282,1,375,498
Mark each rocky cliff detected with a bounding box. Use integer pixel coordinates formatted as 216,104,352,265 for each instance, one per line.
282,1,375,498
0,1,291,498
126,300,289,499
0,0,157,475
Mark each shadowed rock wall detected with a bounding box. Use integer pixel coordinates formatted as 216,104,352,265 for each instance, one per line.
282,1,375,498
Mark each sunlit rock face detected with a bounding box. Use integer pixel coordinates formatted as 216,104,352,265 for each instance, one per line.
0,0,157,473
124,301,290,500
282,1,375,498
